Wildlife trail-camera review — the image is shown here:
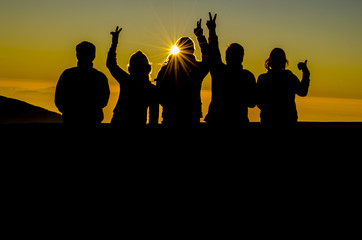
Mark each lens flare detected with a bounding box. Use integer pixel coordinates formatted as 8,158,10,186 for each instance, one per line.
170,45,180,55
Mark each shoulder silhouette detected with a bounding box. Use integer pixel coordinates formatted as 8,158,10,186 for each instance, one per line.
204,12,257,127
106,26,159,127
55,41,110,125
256,48,310,127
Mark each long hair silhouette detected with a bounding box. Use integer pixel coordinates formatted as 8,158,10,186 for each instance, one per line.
156,32,210,127
264,48,289,71
257,48,310,127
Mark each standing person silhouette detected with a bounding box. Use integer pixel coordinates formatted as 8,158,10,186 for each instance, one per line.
55,41,110,125
256,48,310,127
156,20,210,128
107,26,159,127
204,12,257,128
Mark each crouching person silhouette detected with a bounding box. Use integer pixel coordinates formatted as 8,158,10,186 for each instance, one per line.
204,12,257,128
107,26,159,128
256,48,310,128
55,41,110,125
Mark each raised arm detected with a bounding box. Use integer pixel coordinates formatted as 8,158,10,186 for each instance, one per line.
206,12,221,64
106,26,130,88
194,18,208,60
296,60,310,97
193,17,211,78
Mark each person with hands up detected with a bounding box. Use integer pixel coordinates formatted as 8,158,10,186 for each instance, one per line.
204,12,257,128
256,48,310,128
156,17,210,128
107,26,159,127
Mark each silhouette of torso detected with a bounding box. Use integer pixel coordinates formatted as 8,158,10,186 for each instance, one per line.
206,63,256,125
112,77,158,126
156,54,208,127
107,48,158,127
55,63,110,124
257,69,309,126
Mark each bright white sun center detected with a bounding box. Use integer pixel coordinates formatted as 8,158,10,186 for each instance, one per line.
170,45,180,55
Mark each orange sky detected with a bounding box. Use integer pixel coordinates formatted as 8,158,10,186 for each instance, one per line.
1,0,362,122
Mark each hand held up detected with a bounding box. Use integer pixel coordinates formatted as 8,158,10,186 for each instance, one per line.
298,60,310,78
111,26,122,44
194,19,203,37
298,60,308,71
206,12,217,31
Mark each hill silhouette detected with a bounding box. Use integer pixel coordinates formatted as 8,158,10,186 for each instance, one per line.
0,95,62,124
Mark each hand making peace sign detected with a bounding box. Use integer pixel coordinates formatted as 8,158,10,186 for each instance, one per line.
206,12,217,30
194,19,203,37
111,26,123,44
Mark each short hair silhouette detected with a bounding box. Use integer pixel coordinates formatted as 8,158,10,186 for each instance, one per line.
225,43,244,66
265,48,288,70
76,41,96,62
176,37,195,55
55,41,110,125
203,12,256,127
128,50,151,77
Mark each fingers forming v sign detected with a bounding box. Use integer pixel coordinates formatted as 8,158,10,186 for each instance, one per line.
194,18,203,36
206,12,217,29
111,26,122,44
111,26,122,36
209,12,217,22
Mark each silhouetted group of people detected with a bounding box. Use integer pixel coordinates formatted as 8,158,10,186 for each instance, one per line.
55,12,310,128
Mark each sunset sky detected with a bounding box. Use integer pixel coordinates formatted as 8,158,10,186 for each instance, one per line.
1,0,362,122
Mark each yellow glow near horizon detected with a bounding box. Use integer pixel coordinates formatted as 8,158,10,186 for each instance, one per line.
170,45,180,55
1,1,362,123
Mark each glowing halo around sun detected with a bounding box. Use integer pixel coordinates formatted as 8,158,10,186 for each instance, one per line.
170,44,180,55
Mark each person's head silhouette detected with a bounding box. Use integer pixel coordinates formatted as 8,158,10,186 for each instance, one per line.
225,43,244,67
265,48,288,71
128,50,151,79
176,37,195,56
76,41,96,63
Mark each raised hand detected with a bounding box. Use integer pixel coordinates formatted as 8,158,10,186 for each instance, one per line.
206,12,217,30
111,26,122,44
298,60,308,72
194,19,203,37
298,60,310,79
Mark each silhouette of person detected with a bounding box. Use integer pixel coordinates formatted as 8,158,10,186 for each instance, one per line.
204,13,257,128
55,41,110,125
156,19,210,128
256,48,310,127
107,26,159,127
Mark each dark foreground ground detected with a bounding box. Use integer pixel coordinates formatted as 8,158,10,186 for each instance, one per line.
2,121,362,154
1,122,360,237
2,121,361,166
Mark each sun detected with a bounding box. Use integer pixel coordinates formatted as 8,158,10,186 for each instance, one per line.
170,45,180,55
